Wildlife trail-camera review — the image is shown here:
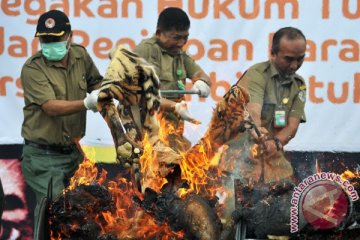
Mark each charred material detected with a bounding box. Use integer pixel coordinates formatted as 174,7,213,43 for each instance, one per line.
48,184,118,240
133,187,222,240
47,179,222,240
233,180,295,238
233,177,360,239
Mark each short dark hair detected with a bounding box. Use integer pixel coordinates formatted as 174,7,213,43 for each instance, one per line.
157,7,190,32
271,27,306,54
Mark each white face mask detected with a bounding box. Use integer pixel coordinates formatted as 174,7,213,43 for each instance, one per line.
40,35,70,61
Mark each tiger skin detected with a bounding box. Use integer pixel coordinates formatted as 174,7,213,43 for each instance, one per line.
97,44,251,178
181,85,250,194
96,46,254,239
97,45,166,167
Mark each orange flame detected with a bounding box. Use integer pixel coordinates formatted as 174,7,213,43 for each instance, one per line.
315,158,321,173
340,169,360,182
140,133,168,192
250,144,258,159
51,113,232,239
68,157,99,191
157,112,179,147
50,157,183,239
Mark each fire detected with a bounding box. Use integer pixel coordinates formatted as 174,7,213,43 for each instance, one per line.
157,112,180,148
50,97,247,239
340,169,360,182
179,136,229,200
139,133,169,192
156,113,226,198
250,144,259,159
50,157,183,240
315,158,321,173
68,157,99,191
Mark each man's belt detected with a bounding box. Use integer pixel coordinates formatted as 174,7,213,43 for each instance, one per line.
24,139,76,154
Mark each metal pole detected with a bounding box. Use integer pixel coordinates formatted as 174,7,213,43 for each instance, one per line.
160,90,200,95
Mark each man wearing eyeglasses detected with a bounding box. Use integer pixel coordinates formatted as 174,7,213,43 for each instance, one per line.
134,7,212,152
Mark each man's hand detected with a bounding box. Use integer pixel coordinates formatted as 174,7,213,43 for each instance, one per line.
191,80,210,97
263,139,279,159
175,101,201,125
250,126,269,142
84,90,100,112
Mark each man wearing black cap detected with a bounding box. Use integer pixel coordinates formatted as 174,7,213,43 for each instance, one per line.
20,9,102,235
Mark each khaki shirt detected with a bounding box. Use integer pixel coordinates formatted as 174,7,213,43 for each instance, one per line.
21,43,103,146
237,60,306,135
234,60,307,183
134,37,202,100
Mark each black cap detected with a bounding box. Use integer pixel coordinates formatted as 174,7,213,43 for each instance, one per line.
35,10,71,37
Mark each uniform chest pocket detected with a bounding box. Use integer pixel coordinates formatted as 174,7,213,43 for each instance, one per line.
52,83,66,100
78,78,87,99
160,72,174,82
79,80,86,90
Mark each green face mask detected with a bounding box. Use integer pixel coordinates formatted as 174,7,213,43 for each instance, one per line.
40,37,69,61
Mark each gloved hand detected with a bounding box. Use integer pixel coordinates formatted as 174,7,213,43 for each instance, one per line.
83,89,100,112
174,101,201,125
191,80,210,97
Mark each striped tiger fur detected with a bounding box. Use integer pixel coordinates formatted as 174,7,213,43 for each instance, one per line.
97,45,166,166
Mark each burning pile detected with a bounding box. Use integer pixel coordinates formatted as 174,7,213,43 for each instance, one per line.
46,46,360,239
48,160,184,240
47,83,251,239
49,184,117,239
233,180,296,238
47,160,222,240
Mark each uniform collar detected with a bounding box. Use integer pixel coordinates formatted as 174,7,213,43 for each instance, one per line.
269,61,294,86
151,36,183,56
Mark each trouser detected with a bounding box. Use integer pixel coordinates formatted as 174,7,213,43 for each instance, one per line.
21,144,84,236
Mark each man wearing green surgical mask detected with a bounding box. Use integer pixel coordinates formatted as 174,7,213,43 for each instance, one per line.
20,9,103,237
40,33,71,61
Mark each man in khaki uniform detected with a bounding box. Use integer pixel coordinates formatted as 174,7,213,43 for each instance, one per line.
134,7,211,152
20,10,102,235
234,27,307,184
217,27,307,239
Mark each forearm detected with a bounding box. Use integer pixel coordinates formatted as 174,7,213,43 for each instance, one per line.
41,99,86,116
274,117,300,146
247,102,262,127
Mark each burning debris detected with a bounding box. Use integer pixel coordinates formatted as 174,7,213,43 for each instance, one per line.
48,184,118,240
133,187,222,240
46,46,360,240
229,173,360,239
46,78,251,239
47,161,184,240
47,163,221,240
233,180,296,238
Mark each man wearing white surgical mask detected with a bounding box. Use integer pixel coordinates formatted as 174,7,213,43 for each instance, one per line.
20,9,103,236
